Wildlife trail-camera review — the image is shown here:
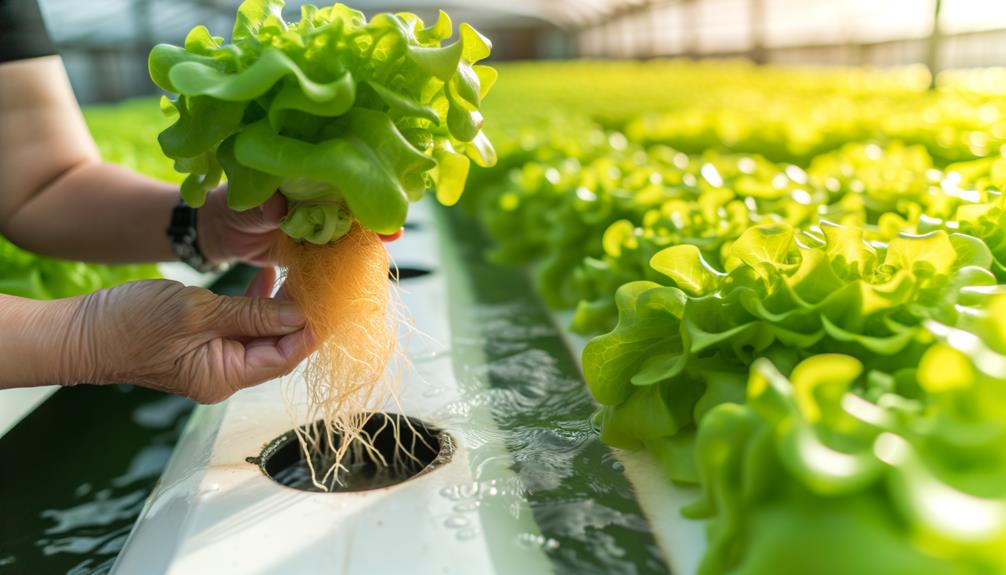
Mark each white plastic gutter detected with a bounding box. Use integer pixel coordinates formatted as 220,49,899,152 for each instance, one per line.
108,199,706,573
111,201,552,575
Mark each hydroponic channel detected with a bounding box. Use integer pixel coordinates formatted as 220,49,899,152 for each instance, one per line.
106,201,668,574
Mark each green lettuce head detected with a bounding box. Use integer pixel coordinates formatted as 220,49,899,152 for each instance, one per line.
149,0,497,243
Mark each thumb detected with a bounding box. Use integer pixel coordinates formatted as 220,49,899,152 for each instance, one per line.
210,294,306,338
233,330,315,391
261,193,287,226
237,193,287,233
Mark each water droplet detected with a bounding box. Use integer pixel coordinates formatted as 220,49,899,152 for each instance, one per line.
439,485,461,501
459,482,479,499
444,515,470,529
612,461,624,471
514,533,560,551
454,500,480,513
457,527,480,541
515,533,540,549
487,487,499,496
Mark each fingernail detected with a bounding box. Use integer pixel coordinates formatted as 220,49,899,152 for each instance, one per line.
279,302,306,327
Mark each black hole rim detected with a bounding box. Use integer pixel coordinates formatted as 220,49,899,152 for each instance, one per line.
254,413,454,493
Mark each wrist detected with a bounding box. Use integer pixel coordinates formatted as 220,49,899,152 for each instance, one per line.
195,202,228,265
0,295,97,388
167,197,229,271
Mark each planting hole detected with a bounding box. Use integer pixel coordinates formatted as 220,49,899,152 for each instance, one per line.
253,413,453,492
389,266,433,280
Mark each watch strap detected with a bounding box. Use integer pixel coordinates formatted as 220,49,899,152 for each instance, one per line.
165,201,222,274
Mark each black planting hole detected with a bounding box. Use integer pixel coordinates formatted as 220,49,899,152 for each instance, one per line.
253,413,453,493
389,266,433,281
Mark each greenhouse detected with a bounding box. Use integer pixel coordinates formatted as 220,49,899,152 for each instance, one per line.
3,0,1006,573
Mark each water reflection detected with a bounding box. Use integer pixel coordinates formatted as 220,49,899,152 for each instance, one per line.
0,386,194,575
439,210,668,574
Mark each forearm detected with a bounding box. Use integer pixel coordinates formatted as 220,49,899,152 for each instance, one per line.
0,278,311,402
2,161,178,263
0,294,87,389
1,57,180,263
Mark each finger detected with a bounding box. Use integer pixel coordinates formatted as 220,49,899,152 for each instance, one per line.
229,193,286,236
242,193,286,232
261,193,287,226
210,294,306,338
246,336,280,350
233,329,315,389
279,327,316,359
243,267,277,298
378,228,404,242
254,231,284,267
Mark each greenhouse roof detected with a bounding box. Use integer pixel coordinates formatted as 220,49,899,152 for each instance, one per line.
39,0,652,48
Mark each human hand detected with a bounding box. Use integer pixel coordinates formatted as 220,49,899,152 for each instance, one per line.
197,186,404,267
196,186,287,267
59,269,312,403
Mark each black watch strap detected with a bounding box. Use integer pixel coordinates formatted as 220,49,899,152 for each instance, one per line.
165,201,223,274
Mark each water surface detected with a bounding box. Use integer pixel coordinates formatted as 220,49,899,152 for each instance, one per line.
436,209,669,574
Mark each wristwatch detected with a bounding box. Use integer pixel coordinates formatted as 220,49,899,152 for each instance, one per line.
165,200,226,274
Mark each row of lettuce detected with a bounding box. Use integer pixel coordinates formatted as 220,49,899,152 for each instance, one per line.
0,100,167,300
468,62,1006,574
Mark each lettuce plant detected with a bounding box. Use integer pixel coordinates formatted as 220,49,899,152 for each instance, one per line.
579,218,1006,572
687,285,1006,574
688,345,1006,575
584,222,995,465
149,0,496,243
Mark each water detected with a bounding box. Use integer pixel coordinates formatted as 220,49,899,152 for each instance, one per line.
435,209,669,574
0,266,256,574
0,386,193,574
256,413,453,493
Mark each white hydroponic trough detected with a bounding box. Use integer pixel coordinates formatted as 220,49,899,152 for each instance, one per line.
109,201,703,575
